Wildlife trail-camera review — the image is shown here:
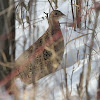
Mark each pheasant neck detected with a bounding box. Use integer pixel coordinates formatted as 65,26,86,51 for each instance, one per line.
49,20,60,31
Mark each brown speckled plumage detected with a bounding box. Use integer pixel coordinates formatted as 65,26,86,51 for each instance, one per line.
15,10,64,84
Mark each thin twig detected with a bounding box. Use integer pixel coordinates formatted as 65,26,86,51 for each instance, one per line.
48,0,54,10
86,5,99,100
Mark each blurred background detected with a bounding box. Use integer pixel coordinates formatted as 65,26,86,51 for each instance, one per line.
0,0,100,100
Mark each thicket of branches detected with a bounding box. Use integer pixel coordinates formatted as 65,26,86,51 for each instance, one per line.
0,0,100,100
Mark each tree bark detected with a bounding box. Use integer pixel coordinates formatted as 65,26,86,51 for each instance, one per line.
0,0,15,94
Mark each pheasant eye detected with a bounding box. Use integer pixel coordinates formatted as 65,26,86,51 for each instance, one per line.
54,12,58,16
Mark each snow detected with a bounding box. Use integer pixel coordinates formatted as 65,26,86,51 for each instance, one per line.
13,0,100,100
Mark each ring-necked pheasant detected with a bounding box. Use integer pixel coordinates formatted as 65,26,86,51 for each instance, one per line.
15,10,65,84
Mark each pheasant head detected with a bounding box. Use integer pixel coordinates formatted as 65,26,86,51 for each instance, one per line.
48,10,65,27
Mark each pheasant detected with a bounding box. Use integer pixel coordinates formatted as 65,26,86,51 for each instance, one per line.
15,10,65,84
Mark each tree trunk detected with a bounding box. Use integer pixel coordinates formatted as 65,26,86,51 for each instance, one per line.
0,0,17,98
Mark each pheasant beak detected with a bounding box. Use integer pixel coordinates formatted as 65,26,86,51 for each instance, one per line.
61,13,66,17
61,13,66,18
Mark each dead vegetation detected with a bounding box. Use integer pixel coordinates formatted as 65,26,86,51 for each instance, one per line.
0,0,100,100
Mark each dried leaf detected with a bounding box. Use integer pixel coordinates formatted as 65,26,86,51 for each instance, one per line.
22,2,27,10
16,12,22,24
28,0,31,11
26,16,30,23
